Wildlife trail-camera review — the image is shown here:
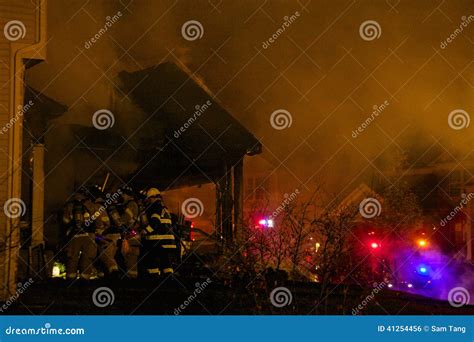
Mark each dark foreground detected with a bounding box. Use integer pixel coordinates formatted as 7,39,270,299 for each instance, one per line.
4,276,474,315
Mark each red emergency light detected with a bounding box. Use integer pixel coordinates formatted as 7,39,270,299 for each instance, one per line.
370,242,380,249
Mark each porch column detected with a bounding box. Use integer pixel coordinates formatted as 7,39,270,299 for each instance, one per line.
31,144,45,247
233,159,243,241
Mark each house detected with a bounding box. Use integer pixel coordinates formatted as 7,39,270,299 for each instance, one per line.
45,61,262,243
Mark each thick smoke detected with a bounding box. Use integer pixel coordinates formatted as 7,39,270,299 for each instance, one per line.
23,1,474,290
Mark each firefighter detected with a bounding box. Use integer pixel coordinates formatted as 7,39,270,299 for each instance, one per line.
98,191,124,277
137,189,149,229
88,185,111,236
119,185,141,279
141,188,176,277
87,185,111,278
62,189,97,280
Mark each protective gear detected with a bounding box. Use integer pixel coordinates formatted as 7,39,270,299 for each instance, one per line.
146,188,161,199
62,194,93,235
88,188,111,278
91,200,111,235
121,196,139,229
123,235,140,278
142,198,176,277
97,232,120,275
107,199,124,228
66,233,97,280
98,199,122,275
139,197,149,229
62,202,74,226
120,193,141,278
63,193,97,280
82,195,106,231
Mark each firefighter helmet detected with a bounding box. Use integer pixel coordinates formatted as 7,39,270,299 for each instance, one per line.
146,188,161,199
